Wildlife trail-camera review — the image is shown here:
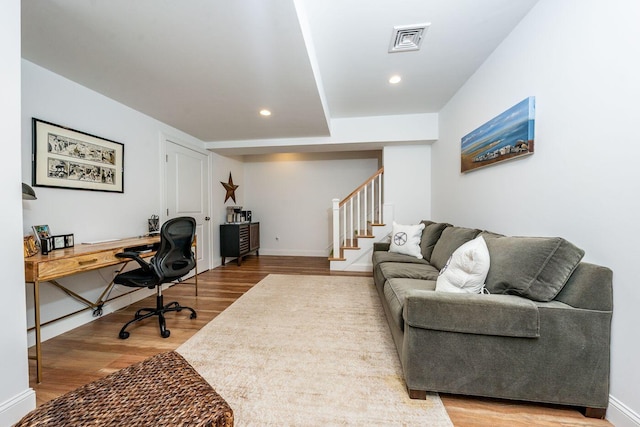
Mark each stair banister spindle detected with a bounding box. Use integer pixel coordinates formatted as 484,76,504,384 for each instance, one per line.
370,181,374,226
349,198,354,246
342,204,346,247
356,191,361,238
363,183,368,234
332,198,340,257
344,199,348,246
377,173,382,224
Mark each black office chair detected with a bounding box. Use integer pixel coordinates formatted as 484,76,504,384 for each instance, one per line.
115,216,197,339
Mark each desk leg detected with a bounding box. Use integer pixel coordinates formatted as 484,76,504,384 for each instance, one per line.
33,280,42,383
195,244,198,297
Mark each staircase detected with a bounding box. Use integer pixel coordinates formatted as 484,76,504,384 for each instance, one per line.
329,168,393,271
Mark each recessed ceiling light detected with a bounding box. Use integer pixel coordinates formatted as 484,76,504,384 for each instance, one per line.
389,75,402,84
259,109,272,117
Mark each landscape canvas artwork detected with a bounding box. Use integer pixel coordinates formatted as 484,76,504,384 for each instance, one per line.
461,97,535,173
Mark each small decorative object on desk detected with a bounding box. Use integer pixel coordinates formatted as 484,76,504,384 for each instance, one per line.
64,233,75,248
23,235,39,257
148,214,159,235
40,237,52,255
32,224,50,245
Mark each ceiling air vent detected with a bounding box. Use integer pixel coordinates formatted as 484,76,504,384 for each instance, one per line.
388,23,430,53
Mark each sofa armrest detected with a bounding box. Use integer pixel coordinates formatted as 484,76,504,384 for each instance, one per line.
403,291,540,338
374,242,390,252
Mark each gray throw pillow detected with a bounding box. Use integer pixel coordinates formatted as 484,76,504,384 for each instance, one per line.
479,230,504,240
430,226,481,271
419,221,450,262
484,236,585,302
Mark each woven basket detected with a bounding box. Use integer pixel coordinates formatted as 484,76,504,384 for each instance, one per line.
16,351,233,427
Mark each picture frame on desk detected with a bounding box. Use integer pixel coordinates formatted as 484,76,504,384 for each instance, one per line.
32,224,50,245
52,235,66,250
32,118,124,193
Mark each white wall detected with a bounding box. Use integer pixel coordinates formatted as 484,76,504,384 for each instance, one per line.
383,145,432,224
21,60,208,343
210,153,245,266
243,152,381,256
0,1,36,424
432,1,640,425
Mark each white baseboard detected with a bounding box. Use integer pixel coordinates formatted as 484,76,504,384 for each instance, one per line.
342,262,373,272
0,388,36,426
258,248,328,257
607,395,640,427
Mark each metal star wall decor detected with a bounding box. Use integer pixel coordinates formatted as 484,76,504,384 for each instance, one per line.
220,172,239,203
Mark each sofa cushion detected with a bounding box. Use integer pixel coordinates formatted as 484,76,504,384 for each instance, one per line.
479,230,504,239
373,254,434,293
430,226,482,271
383,278,436,331
373,250,432,266
403,291,540,338
484,236,585,302
378,262,440,282
419,221,450,261
389,222,425,259
435,235,490,294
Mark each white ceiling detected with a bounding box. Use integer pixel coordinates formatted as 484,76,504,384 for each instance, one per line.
21,0,538,153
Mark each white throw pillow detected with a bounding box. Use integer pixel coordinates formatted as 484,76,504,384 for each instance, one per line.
435,235,490,293
388,221,425,259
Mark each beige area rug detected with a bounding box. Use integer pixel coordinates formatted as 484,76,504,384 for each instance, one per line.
178,274,453,426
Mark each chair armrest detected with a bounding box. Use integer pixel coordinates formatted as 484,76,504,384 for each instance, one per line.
403,290,540,338
115,251,153,272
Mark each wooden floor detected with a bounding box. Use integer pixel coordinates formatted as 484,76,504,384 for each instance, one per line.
28,255,612,426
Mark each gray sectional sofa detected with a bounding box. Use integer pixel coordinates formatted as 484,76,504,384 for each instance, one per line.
372,220,613,418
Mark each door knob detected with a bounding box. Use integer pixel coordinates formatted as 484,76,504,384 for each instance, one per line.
205,216,210,221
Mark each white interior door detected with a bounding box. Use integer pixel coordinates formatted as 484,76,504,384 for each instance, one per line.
164,139,211,272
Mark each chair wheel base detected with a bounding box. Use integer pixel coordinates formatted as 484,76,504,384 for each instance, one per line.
117,296,196,339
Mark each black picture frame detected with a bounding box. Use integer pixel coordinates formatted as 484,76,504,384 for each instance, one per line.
64,234,75,248
32,118,124,193
52,235,66,250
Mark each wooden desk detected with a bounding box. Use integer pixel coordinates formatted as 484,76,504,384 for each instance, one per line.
24,235,198,383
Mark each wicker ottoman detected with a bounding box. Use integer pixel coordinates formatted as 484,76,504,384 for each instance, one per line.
16,351,233,427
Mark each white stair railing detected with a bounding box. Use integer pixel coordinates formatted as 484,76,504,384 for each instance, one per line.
331,168,384,259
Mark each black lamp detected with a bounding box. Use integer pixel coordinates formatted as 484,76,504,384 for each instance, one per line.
22,182,37,200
